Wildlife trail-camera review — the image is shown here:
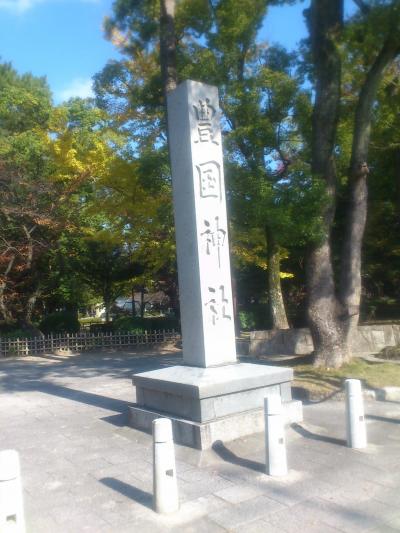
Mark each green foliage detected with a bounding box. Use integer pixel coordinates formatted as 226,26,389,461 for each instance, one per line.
95,1,324,327
112,315,180,333
2,0,400,335
0,327,38,339
39,311,81,334
378,345,400,360
0,62,137,328
239,306,270,331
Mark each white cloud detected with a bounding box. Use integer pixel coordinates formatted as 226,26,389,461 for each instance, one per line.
0,0,100,14
0,0,43,12
56,78,94,102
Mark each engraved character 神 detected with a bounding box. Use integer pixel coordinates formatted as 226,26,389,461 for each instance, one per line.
201,216,226,267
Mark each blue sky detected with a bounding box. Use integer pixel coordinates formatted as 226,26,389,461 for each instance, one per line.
0,0,354,104
0,0,119,102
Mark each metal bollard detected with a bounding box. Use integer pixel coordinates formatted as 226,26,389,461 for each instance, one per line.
0,450,25,533
345,379,367,449
152,418,179,514
264,395,288,476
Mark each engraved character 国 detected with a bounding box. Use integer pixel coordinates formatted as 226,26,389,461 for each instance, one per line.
196,161,221,200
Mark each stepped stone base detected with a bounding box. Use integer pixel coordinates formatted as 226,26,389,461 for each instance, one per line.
129,363,302,449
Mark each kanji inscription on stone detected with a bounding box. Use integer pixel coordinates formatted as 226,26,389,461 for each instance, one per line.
167,80,237,367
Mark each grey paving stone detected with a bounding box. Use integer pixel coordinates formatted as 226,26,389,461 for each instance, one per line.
298,497,394,533
208,495,286,529
319,481,386,506
231,518,283,533
266,512,344,533
172,517,227,532
25,513,60,533
385,514,400,531
369,526,400,533
1,351,400,532
214,484,263,504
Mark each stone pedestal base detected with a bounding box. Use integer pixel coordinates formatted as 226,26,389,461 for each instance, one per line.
129,363,302,449
129,400,302,449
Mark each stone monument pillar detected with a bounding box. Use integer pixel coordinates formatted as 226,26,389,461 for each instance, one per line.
129,81,302,449
167,80,236,368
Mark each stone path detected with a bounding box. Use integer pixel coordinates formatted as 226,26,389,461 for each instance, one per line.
1,349,399,532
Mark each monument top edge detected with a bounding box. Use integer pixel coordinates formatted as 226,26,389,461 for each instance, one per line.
171,79,218,94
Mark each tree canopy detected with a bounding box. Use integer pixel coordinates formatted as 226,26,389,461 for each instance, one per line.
1,1,400,370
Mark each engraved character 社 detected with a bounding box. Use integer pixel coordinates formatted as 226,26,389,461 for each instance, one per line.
204,285,232,325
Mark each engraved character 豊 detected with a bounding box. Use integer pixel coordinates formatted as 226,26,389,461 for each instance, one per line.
193,98,219,145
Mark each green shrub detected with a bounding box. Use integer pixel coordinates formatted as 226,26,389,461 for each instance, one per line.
89,322,114,333
0,327,37,339
112,316,180,333
378,345,400,360
239,305,270,331
79,317,104,325
40,311,80,334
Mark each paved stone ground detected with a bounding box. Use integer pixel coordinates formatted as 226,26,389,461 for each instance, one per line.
1,349,400,533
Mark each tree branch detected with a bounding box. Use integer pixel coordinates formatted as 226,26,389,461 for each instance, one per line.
352,0,371,15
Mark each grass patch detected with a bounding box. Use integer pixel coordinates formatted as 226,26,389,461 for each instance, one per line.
291,357,400,399
79,317,104,325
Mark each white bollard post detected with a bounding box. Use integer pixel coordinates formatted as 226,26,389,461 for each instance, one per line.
345,379,367,449
264,395,288,477
152,418,179,514
0,450,25,533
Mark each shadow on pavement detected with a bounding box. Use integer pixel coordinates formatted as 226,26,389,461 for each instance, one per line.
100,477,152,509
291,423,345,446
101,412,130,427
212,440,264,473
26,380,129,414
366,414,400,425
0,352,182,391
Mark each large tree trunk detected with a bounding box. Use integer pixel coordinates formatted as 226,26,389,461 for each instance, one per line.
340,38,400,349
307,239,347,367
266,226,289,329
0,255,16,324
396,149,400,219
160,0,177,95
140,287,145,318
25,286,41,325
307,0,348,368
104,284,112,323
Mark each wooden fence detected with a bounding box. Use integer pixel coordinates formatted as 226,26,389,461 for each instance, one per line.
0,329,180,358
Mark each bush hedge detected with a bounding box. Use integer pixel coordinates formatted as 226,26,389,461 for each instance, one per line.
112,316,180,333
39,311,81,334
238,304,270,331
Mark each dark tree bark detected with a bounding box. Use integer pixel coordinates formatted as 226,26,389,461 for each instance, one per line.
340,38,400,346
0,255,16,324
160,0,177,95
131,287,136,317
396,149,400,219
307,1,400,367
140,287,145,318
24,286,41,326
307,0,348,368
266,226,289,329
